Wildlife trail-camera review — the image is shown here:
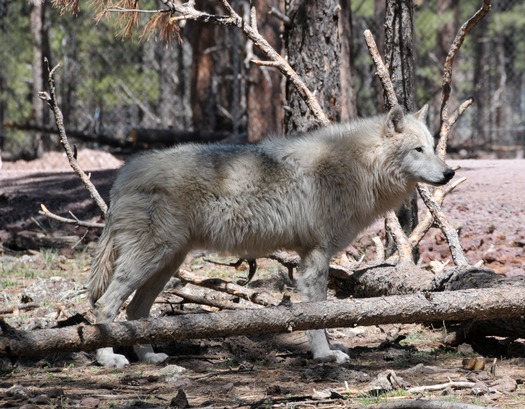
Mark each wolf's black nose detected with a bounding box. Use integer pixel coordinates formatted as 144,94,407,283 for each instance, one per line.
443,168,455,182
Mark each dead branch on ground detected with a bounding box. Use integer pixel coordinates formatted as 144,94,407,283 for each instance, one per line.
367,400,497,409
177,269,279,307
5,121,232,149
165,282,253,311
0,303,40,316
2,286,525,358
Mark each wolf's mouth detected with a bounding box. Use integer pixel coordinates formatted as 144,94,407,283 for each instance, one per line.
426,169,455,186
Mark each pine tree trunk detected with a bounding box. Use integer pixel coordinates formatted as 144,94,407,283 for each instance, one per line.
29,2,51,158
246,1,283,142
383,0,418,259
284,0,355,133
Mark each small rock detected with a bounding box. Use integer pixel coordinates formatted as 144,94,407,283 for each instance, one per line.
457,343,474,355
488,376,517,394
31,394,50,404
158,364,186,381
506,268,525,277
7,384,28,398
79,397,101,408
312,388,332,400
170,388,189,408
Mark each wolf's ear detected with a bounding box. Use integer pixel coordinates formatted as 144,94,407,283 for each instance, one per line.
385,105,405,137
414,104,429,122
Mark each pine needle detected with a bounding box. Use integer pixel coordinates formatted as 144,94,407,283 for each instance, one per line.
140,12,182,45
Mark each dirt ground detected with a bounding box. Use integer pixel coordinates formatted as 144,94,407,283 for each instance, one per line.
1,150,525,408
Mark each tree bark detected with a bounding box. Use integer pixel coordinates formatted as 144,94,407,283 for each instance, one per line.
188,1,220,132
383,0,418,259
338,0,357,122
434,0,459,133
333,263,525,340
246,1,283,141
156,37,178,128
284,0,354,133
2,287,525,358
384,0,416,113
29,1,51,158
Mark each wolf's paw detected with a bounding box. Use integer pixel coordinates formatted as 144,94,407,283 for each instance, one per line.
331,343,349,354
134,344,169,365
96,347,130,368
313,349,350,364
142,352,169,365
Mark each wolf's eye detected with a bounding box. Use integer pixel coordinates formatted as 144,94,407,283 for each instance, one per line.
415,147,424,153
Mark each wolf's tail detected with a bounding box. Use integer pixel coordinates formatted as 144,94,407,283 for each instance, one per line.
88,216,117,307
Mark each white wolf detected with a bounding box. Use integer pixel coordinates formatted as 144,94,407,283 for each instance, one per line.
88,105,454,368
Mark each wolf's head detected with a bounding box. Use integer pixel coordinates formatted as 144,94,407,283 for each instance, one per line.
383,105,455,186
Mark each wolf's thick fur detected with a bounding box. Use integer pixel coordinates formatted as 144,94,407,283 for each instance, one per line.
88,105,454,367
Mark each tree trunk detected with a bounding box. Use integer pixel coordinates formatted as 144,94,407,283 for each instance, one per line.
373,0,386,113
384,0,416,112
188,1,219,132
156,39,178,128
246,1,283,142
338,0,357,122
383,0,418,259
284,0,354,133
29,2,51,158
2,286,525,358
60,22,77,128
434,0,459,133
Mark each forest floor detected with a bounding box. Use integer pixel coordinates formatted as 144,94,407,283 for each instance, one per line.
1,150,525,408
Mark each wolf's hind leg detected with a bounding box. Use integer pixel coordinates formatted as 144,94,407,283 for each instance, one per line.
93,278,136,368
298,248,350,364
93,247,182,368
126,253,186,364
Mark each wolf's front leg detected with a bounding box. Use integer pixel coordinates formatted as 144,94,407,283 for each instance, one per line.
298,248,350,364
96,347,130,368
133,344,169,364
307,329,349,363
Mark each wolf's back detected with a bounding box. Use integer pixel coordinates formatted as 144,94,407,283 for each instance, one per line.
88,216,117,306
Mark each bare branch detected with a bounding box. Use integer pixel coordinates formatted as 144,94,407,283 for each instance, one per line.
362,29,414,262
166,283,252,310
250,59,281,67
363,29,398,109
268,6,290,26
177,269,279,307
408,177,466,248
156,0,330,127
436,98,473,159
439,1,491,124
385,211,412,263
417,185,469,266
38,204,105,229
39,60,108,216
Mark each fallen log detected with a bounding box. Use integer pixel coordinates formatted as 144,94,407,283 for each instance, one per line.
2,287,525,358
126,128,238,148
4,121,234,149
335,264,525,339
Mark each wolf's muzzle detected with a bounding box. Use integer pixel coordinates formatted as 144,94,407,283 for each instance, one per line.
440,168,455,184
